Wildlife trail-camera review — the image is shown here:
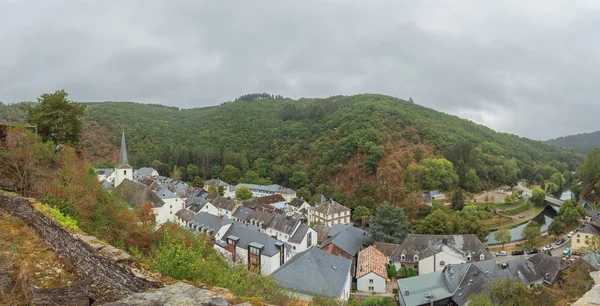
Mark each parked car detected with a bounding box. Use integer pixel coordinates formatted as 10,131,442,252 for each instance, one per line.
527,248,540,254
563,248,571,255
568,231,575,238
542,245,554,251
556,238,566,245
515,242,522,246
495,251,507,257
511,250,525,256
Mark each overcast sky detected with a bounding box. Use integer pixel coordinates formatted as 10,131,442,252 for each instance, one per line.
1,1,599,140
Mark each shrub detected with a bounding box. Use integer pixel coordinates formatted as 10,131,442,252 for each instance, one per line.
34,201,80,230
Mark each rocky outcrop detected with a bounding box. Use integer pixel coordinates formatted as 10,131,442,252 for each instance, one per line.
0,194,163,303
0,248,12,301
103,282,230,306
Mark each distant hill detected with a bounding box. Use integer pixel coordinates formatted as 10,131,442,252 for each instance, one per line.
548,131,600,154
0,93,583,209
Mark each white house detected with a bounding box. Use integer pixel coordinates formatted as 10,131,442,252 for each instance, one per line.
271,247,352,301
231,183,296,202
96,168,115,184
264,214,317,255
96,132,132,188
133,167,159,181
214,221,290,275
208,196,239,218
174,209,195,227
356,246,388,293
390,234,493,275
154,187,184,224
289,198,311,212
187,212,234,240
307,196,351,227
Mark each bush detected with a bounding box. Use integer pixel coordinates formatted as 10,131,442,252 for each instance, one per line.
34,201,80,230
387,264,397,278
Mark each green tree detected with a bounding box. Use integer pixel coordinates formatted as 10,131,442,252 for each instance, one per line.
494,228,511,249
208,186,218,197
23,89,86,147
468,294,495,306
534,174,544,185
368,203,411,244
486,278,536,306
547,218,566,239
490,194,496,202
420,157,459,190
545,182,559,196
386,265,397,278
352,205,371,222
465,169,481,192
483,195,490,203
400,266,417,278
417,209,451,235
220,164,241,184
235,186,253,200
240,170,261,184
531,187,546,206
522,221,541,249
361,297,397,306
187,164,200,180
558,199,585,225
551,172,565,187
151,160,171,177
450,187,467,211
289,171,310,189
578,148,600,185
192,176,204,187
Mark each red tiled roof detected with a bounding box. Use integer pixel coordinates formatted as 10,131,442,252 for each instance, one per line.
357,246,388,279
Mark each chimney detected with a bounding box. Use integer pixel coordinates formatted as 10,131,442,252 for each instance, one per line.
442,237,448,245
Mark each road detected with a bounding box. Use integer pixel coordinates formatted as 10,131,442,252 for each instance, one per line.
494,238,571,263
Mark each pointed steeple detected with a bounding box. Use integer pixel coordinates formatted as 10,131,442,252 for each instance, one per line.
118,131,131,168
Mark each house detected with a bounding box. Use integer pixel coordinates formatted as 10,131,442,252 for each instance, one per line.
247,210,276,232
423,190,445,203
184,193,211,213
527,253,564,284
113,179,169,224
287,223,317,256
572,223,600,251
581,252,600,270
321,224,374,277
214,221,290,275
199,196,239,218
232,206,254,223
133,167,159,181
95,132,133,188
397,258,544,306
307,198,351,227
231,183,297,202
271,247,352,301
154,187,184,224
203,179,230,195
187,212,233,240
96,168,115,183
390,234,493,275
373,241,400,258
264,214,317,255
174,209,195,227
289,198,311,212
356,246,388,293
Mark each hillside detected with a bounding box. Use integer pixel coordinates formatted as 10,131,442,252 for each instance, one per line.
1,94,583,209
549,131,600,154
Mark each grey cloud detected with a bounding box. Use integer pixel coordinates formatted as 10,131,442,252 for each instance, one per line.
1,0,600,139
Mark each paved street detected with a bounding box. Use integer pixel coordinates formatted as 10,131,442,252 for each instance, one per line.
494,239,572,263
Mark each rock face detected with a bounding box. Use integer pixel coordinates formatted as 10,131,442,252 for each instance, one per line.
0,195,162,303
0,248,13,300
103,282,230,306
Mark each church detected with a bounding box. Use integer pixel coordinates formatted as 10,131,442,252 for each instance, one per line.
96,132,133,189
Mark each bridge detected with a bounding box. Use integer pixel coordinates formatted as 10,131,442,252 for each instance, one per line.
517,182,565,207
544,196,564,207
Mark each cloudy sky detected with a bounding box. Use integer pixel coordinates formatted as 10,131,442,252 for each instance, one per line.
1,0,599,140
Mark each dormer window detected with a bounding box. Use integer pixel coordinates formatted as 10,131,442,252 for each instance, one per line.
440,261,445,266
401,254,406,261
467,255,471,261
480,254,485,261
414,255,419,261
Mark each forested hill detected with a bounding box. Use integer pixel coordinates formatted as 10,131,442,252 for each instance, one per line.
0,94,582,210
548,131,600,154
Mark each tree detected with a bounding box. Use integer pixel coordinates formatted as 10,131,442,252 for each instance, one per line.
483,195,490,203
187,164,200,180
450,187,467,211
192,176,204,187
289,171,310,189
386,265,397,278
534,174,544,185
487,278,537,306
505,194,513,203
522,221,541,249
419,157,459,190
220,164,241,184
361,297,397,306
490,195,496,202
208,186,218,197
545,182,559,196
465,169,481,192
547,218,566,239
400,266,416,278
494,228,511,249
578,148,600,185
0,127,54,195
417,209,451,235
217,186,225,196
23,89,86,147
531,187,546,206
151,160,171,177
368,203,411,244
235,186,253,200
352,205,371,223
551,172,565,188
558,199,585,225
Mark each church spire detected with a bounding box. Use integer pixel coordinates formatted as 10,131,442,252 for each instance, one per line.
119,131,129,167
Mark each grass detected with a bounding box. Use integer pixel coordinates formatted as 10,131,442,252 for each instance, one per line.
504,202,531,216
481,215,514,229
0,211,80,304
33,201,80,231
490,198,525,209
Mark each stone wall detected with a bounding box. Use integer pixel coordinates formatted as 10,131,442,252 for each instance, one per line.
0,194,162,303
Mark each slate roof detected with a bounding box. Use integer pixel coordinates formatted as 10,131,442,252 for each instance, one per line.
289,198,308,208
114,179,165,208
133,167,158,176
101,180,114,190
232,207,253,221
185,193,210,213
268,214,301,236
247,210,275,228
220,222,289,257
156,187,179,200
581,252,600,270
315,194,327,205
271,247,351,299
96,168,114,176
397,270,453,306
313,199,350,216
503,257,543,285
528,253,563,283
210,196,238,212
391,234,492,262
321,225,373,256
204,179,229,187
234,183,296,195
256,194,286,205
314,225,331,243
288,224,310,244
373,241,401,257
357,246,388,278
579,223,600,235
175,209,195,222
189,212,232,237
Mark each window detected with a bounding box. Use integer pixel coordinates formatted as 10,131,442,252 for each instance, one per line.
577,234,581,238
467,255,471,261
170,205,172,209
307,232,312,248
400,254,405,261
369,279,374,284
124,170,127,175
439,261,445,266
414,255,419,261
368,286,374,291
480,254,485,260
250,247,261,255
578,239,581,243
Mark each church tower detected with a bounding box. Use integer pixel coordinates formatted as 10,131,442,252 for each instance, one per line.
114,132,133,188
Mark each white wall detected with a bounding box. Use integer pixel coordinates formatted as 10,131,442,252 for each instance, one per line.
341,267,352,300
214,243,281,275
418,249,466,275
357,272,386,293
289,227,317,256
200,202,219,216
114,168,132,188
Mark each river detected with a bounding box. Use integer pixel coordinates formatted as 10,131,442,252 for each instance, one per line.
486,205,557,244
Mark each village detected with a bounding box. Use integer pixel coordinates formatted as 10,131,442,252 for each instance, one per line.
90,133,600,305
